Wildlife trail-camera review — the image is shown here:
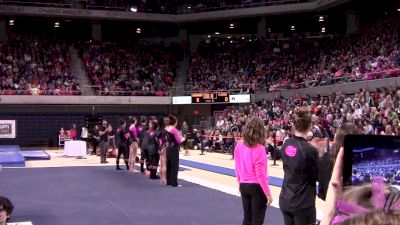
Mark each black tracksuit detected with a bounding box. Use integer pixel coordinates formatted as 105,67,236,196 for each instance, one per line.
116,126,130,170
141,130,161,179
279,136,319,225
165,129,182,187
137,124,149,172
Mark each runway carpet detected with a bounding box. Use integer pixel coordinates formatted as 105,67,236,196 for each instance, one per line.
0,167,283,225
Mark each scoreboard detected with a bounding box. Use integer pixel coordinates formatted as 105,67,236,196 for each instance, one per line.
191,92,229,104
172,93,250,104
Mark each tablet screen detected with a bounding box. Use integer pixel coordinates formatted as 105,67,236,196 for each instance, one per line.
343,135,400,190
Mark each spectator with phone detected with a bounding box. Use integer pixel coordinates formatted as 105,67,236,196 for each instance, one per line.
318,123,358,201
320,148,400,225
279,107,319,225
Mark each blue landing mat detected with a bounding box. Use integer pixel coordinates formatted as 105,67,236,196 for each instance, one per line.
0,151,25,167
0,145,20,152
0,167,283,225
180,159,284,187
20,151,50,160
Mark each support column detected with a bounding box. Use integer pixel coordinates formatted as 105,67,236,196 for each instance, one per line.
257,16,267,38
91,21,102,42
0,18,7,42
346,11,359,34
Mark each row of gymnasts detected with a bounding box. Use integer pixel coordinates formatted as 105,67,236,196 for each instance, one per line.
115,115,185,187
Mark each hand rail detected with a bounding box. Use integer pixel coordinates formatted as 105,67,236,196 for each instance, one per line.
178,0,313,14
0,0,315,14
267,68,400,92
0,89,82,95
98,90,170,96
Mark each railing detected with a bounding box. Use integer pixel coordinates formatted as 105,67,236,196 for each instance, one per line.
177,0,313,14
0,89,83,95
183,84,254,95
266,68,400,92
0,0,315,14
0,0,73,8
98,90,170,96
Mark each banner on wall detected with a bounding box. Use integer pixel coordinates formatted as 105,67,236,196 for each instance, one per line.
0,120,16,138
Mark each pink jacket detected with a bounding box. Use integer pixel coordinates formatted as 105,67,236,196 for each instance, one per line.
234,140,271,196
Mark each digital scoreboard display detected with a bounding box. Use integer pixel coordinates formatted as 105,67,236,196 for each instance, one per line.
191,92,230,104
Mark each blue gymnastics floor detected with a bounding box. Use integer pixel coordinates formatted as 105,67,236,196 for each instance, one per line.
0,166,284,225
179,159,284,187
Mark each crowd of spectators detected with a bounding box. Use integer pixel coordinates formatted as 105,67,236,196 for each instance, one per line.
187,14,400,93
197,86,400,153
80,41,178,96
0,38,81,95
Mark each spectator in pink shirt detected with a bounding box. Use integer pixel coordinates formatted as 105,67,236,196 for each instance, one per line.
234,117,273,225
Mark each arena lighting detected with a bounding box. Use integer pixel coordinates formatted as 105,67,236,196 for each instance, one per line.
241,36,245,39
54,22,60,28
397,8,400,12
227,36,231,39
187,6,191,9
130,7,137,12
319,16,324,22
321,27,326,33
215,32,220,35
9,20,14,26
268,28,271,32
290,25,295,31
229,23,234,29
207,35,211,38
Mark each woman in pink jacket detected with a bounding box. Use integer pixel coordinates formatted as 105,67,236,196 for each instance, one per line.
235,117,273,225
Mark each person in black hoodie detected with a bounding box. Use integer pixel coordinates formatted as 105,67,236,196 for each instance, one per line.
115,119,130,170
142,119,161,179
317,122,357,201
137,116,149,173
279,107,319,225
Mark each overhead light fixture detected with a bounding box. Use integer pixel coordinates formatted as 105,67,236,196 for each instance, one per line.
9,20,14,26
319,16,324,22
54,22,60,28
227,36,231,39
290,25,295,31
321,27,326,33
229,23,234,29
268,28,271,33
241,37,245,40
207,35,211,38
136,28,141,34
215,32,220,35
187,6,191,9
130,7,137,12
230,40,233,43
397,8,400,12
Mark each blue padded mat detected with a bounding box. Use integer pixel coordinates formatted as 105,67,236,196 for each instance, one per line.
179,159,284,187
20,151,50,160
0,151,25,167
0,145,20,152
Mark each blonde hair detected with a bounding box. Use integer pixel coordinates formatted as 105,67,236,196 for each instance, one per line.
242,117,266,147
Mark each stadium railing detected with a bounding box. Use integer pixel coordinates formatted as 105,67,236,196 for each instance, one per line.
177,0,313,14
0,0,315,14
